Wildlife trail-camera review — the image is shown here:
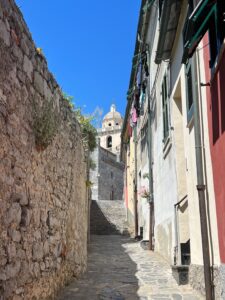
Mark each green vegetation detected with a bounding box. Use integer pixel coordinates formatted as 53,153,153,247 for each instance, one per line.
63,93,97,152
89,157,96,170
32,97,60,150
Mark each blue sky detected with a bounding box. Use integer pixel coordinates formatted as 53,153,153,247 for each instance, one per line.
16,0,140,124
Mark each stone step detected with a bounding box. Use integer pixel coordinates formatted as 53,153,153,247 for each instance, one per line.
90,200,129,235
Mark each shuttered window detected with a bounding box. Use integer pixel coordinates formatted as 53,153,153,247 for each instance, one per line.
162,74,169,141
185,58,197,123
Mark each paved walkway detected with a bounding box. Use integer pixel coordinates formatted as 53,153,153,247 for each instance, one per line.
56,235,203,300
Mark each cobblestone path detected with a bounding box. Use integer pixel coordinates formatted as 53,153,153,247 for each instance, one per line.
56,235,203,300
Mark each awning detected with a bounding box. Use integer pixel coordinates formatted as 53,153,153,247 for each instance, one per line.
182,0,217,63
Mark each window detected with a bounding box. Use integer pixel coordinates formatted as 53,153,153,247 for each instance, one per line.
162,74,169,141
159,0,164,19
185,58,197,123
107,136,112,148
116,122,119,126
208,2,225,68
183,0,225,68
108,123,111,126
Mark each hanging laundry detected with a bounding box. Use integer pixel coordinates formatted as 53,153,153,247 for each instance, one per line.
139,91,146,107
129,104,136,128
131,106,138,123
141,51,149,77
136,62,142,87
134,91,140,117
142,81,147,94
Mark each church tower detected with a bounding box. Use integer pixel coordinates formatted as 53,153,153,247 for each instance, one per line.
90,104,124,201
98,104,123,156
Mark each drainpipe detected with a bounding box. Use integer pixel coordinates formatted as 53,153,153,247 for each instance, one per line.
174,203,179,265
134,126,139,237
147,92,154,250
194,52,213,300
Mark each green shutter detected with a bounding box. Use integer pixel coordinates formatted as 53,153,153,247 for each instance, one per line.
182,0,217,63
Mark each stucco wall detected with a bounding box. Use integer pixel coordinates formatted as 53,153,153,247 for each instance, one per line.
0,1,88,299
203,34,225,264
125,136,135,233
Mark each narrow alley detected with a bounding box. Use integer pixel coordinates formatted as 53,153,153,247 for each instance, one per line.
1,0,225,299
57,201,203,300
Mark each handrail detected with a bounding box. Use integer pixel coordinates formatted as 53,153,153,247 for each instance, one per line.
174,195,188,207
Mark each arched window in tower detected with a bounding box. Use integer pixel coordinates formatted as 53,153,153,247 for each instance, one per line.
107,136,112,148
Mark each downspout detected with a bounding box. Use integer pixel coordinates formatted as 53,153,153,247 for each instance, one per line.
147,92,154,250
174,203,179,265
134,126,139,237
194,52,213,300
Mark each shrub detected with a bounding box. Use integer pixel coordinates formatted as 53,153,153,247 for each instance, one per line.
32,97,60,150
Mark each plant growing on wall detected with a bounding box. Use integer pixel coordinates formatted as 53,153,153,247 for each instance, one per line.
89,157,96,170
62,93,97,152
138,186,150,199
32,97,60,150
138,173,151,200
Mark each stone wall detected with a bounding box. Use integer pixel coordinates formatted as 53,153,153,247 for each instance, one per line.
189,264,225,299
0,1,88,299
90,200,128,235
98,147,124,200
90,143,124,201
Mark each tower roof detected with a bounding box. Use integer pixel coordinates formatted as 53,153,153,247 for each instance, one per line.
103,104,123,121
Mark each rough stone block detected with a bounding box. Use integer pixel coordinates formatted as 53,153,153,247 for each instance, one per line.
17,261,32,286
8,229,21,242
20,207,32,227
7,242,17,261
23,55,33,81
7,203,21,226
12,45,23,64
11,192,28,206
6,261,21,279
32,207,40,227
34,71,45,95
43,240,49,256
0,19,10,46
32,242,44,261
0,269,6,281
33,262,40,278
20,36,30,56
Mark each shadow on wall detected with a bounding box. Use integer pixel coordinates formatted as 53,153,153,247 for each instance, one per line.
90,200,129,236
56,236,139,300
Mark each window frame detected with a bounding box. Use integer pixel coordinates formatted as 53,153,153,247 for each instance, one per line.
162,73,170,142
185,57,198,125
106,136,112,148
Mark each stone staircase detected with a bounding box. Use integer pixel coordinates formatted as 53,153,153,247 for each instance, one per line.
90,200,129,235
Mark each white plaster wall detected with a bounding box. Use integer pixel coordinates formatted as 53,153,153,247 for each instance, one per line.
126,135,135,230
137,161,150,240
170,17,204,264
135,2,159,241
139,5,179,262
152,60,178,262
